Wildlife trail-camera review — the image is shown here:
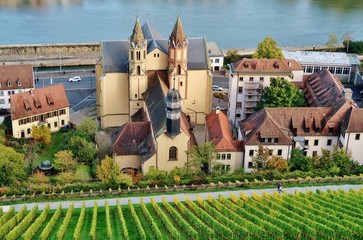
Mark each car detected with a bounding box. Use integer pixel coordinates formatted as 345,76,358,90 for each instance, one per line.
0,108,10,115
68,76,82,82
212,85,223,91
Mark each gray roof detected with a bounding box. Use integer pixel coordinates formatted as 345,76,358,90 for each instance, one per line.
102,40,129,73
283,50,360,66
101,22,209,73
207,41,224,57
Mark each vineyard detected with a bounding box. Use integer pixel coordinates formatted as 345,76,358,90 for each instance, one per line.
0,188,362,239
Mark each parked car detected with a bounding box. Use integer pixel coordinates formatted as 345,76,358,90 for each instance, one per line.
0,108,9,115
212,85,223,91
68,76,82,82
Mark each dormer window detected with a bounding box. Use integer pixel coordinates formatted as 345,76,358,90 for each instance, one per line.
46,94,54,106
23,99,31,111
33,97,41,109
17,80,21,87
7,81,11,87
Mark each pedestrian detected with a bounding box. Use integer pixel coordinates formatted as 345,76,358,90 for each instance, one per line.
277,182,283,193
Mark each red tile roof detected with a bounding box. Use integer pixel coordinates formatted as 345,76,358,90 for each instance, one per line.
0,64,34,90
10,84,69,120
342,107,363,133
206,110,244,152
232,59,302,72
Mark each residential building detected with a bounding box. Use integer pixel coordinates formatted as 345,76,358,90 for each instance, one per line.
0,64,34,110
96,16,212,130
205,108,244,172
283,50,361,84
111,78,196,173
10,84,69,138
238,69,360,172
228,58,303,125
207,41,224,71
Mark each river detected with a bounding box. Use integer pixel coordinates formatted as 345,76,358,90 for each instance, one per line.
0,0,362,49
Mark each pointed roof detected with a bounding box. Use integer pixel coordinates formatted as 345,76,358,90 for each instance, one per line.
169,15,187,46
130,17,145,46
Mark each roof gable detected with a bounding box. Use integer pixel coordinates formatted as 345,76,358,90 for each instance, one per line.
0,64,34,90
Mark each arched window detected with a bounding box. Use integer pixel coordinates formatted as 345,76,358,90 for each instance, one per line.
169,146,177,160
177,65,181,75
137,66,141,75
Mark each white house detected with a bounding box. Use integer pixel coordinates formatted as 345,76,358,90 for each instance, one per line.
283,50,361,84
0,64,34,110
228,58,303,126
207,41,224,71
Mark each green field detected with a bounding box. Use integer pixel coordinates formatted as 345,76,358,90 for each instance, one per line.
0,188,362,240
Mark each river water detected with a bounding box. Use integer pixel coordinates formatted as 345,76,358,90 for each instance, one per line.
0,0,362,49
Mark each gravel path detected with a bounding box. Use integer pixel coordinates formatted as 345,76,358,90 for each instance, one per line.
1,184,362,212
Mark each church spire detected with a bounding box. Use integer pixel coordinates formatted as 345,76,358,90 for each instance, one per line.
169,15,187,47
131,17,145,47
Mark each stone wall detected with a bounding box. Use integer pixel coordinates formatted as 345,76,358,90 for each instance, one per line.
0,42,100,55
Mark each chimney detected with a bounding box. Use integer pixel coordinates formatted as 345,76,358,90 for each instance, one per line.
342,88,353,101
216,106,220,115
288,61,291,67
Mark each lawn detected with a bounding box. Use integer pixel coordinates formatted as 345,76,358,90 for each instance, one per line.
36,132,63,164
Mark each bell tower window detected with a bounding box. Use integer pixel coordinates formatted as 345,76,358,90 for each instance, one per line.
177,65,181,75
137,66,141,75
137,51,141,60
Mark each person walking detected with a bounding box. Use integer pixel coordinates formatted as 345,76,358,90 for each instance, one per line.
277,182,283,193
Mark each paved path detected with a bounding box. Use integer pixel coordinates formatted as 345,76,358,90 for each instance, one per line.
1,184,362,213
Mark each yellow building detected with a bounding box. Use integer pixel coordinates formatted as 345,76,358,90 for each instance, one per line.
10,84,70,138
96,16,212,129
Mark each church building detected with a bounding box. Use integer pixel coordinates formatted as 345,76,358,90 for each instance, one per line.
96,16,211,173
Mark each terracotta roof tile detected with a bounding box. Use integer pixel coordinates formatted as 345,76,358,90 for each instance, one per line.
206,110,243,152
232,59,302,72
0,64,34,90
10,84,69,121
342,107,363,133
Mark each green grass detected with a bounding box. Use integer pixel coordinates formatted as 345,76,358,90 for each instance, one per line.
48,211,66,240
37,132,63,164
79,208,93,239
76,164,92,181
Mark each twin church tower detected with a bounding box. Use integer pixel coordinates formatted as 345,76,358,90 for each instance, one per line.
96,15,212,130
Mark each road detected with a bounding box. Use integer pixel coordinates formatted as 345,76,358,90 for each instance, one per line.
1,184,362,212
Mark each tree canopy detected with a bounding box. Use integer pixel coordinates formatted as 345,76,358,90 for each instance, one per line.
0,144,25,186
76,117,98,137
252,37,283,59
31,125,51,145
186,142,217,174
97,156,133,187
256,78,305,110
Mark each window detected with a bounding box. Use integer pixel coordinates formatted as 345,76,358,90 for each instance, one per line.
248,162,254,168
130,51,134,60
267,138,272,143
27,128,31,134
249,77,254,82
0,91,3,96
356,134,360,140
7,82,11,87
221,154,226,160
216,154,221,160
335,67,343,74
226,154,231,160
329,127,334,133
314,139,319,146
61,120,65,126
328,67,335,74
136,51,141,60
313,151,318,157
277,149,282,156
177,65,181,75
135,94,137,98
237,102,242,109
59,109,66,115
343,67,350,74
47,123,51,129
249,150,254,157
0,99,4,104
303,151,307,156
327,139,332,146
137,66,141,75
239,77,244,81
54,121,58,128
236,113,241,118
238,87,243,93
269,150,273,155
304,140,309,146
259,77,264,82
305,66,313,73
169,147,177,160
180,81,183,87
215,59,220,63
17,81,21,86
313,66,321,72
223,165,231,171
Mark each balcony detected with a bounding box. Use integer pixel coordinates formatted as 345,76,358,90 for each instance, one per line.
245,97,260,102
246,82,263,90
246,90,261,96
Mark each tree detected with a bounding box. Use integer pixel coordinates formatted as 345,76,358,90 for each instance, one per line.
326,33,339,51
267,156,288,173
251,145,270,171
54,150,77,172
68,136,96,164
256,78,305,110
76,117,98,137
0,144,25,186
186,142,217,174
31,125,51,145
252,37,283,59
21,141,41,174
96,156,133,187
342,32,352,52
289,149,313,172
